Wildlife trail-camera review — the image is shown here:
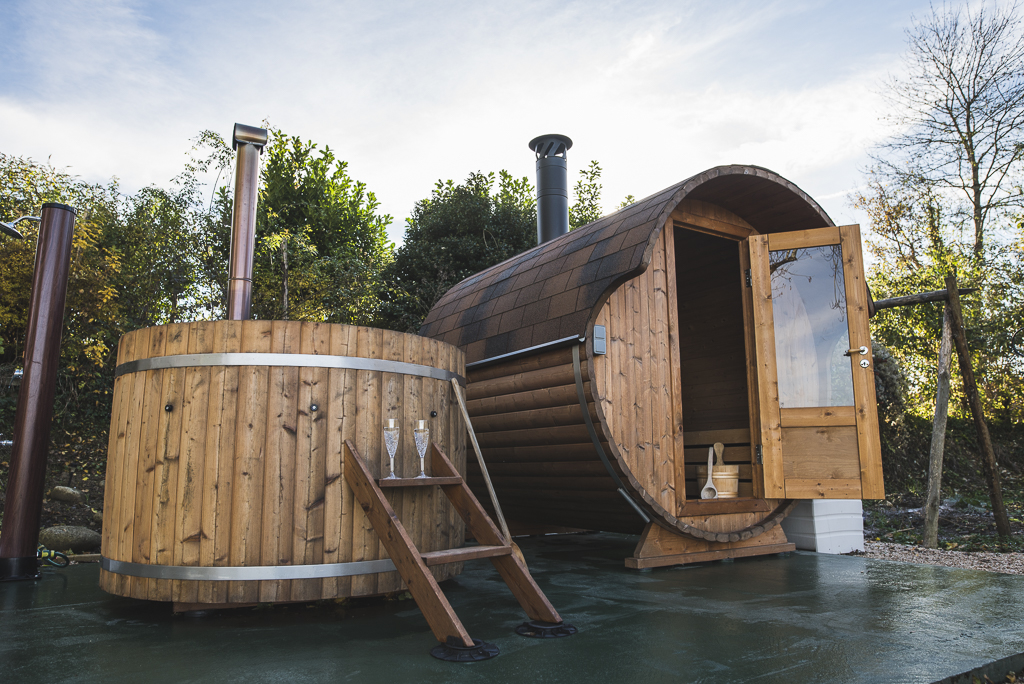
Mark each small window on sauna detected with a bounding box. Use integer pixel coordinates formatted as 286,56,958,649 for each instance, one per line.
769,245,854,408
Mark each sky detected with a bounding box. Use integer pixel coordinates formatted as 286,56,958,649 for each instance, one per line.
0,0,941,246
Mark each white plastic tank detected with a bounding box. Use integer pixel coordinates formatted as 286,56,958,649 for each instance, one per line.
781,500,865,554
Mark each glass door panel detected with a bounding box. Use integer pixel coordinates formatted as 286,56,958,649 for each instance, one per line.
770,245,854,408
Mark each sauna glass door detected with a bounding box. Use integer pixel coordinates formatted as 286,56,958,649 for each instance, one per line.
746,225,883,500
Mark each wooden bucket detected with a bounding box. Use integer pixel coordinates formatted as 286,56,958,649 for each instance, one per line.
99,320,466,606
695,465,741,499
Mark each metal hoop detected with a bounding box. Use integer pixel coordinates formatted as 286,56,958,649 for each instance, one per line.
115,353,466,386
101,556,397,581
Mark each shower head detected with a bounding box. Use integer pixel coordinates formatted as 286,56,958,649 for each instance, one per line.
0,216,40,239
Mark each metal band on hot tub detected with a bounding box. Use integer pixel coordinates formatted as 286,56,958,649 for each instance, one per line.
101,556,398,581
115,353,466,386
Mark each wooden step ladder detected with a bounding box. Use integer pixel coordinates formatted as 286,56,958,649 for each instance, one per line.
342,439,568,656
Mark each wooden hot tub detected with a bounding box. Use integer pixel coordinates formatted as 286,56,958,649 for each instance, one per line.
100,320,466,607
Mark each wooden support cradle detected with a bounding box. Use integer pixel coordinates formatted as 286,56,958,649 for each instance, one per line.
342,439,563,648
626,522,795,569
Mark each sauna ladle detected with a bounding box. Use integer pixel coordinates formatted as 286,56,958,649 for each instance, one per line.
700,445,718,499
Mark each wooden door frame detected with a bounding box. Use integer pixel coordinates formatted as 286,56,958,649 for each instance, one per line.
746,234,785,497
667,213,769,516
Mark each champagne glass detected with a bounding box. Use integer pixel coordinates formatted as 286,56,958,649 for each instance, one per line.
383,419,399,479
414,420,429,479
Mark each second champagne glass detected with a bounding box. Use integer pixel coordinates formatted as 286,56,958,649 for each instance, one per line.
414,420,429,478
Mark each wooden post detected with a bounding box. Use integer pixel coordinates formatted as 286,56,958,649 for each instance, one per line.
0,203,76,581
923,304,953,548
944,275,1011,537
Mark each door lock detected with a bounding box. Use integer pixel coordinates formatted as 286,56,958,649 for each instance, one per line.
860,359,870,368
844,346,869,357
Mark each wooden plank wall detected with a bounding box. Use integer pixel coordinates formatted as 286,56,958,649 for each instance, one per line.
100,321,465,603
591,228,677,513
464,346,639,533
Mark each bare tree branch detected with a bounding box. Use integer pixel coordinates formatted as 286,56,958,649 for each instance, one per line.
873,1,1024,260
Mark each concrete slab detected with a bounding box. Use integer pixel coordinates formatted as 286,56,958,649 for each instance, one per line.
2,533,1023,683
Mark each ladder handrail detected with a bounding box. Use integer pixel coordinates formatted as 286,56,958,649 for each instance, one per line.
450,377,512,544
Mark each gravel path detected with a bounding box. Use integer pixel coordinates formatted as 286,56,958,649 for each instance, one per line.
858,541,1024,575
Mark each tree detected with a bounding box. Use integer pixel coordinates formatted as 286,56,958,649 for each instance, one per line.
251,130,392,324
862,2,1024,538
853,175,1021,417
0,154,123,370
111,186,219,329
568,161,636,226
569,161,602,230
0,155,131,486
379,171,536,332
876,1,1024,259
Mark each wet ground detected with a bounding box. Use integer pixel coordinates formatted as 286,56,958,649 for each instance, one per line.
2,532,1023,683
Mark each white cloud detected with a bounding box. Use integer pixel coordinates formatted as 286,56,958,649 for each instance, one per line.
0,0,928,245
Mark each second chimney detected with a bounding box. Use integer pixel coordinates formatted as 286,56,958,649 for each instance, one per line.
529,134,573,245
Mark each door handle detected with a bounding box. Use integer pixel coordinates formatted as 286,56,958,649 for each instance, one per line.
844,346,869,357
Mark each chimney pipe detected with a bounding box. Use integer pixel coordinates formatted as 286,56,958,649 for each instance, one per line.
529,134,573,245
226,123,268,320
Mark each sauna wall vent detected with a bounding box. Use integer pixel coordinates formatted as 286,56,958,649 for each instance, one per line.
593,325,606,355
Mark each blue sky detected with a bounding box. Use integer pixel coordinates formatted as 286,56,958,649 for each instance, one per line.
1,0,942,245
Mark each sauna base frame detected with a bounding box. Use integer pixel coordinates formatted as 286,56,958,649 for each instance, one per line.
625,522,795,569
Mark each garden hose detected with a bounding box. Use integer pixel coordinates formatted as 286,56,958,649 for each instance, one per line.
37,545,69,568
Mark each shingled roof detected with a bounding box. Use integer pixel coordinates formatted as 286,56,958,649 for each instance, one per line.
420,165,835,364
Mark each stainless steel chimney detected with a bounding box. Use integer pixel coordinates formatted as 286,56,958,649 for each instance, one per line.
227,123,268,320
529,134,573,245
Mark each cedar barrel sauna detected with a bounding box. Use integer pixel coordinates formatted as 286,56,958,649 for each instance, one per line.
421,163,885,567
99,320,467,606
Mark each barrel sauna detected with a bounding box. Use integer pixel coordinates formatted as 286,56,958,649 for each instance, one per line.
421,165,885,566
100,320,466,605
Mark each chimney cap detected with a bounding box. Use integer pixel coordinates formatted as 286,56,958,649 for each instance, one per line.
529,134,573,159
233,123,269,150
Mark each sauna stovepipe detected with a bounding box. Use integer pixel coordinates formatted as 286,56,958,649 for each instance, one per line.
226,123,268,320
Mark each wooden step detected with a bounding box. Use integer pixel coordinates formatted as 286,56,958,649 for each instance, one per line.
420,545,513,566
377,476,463,487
